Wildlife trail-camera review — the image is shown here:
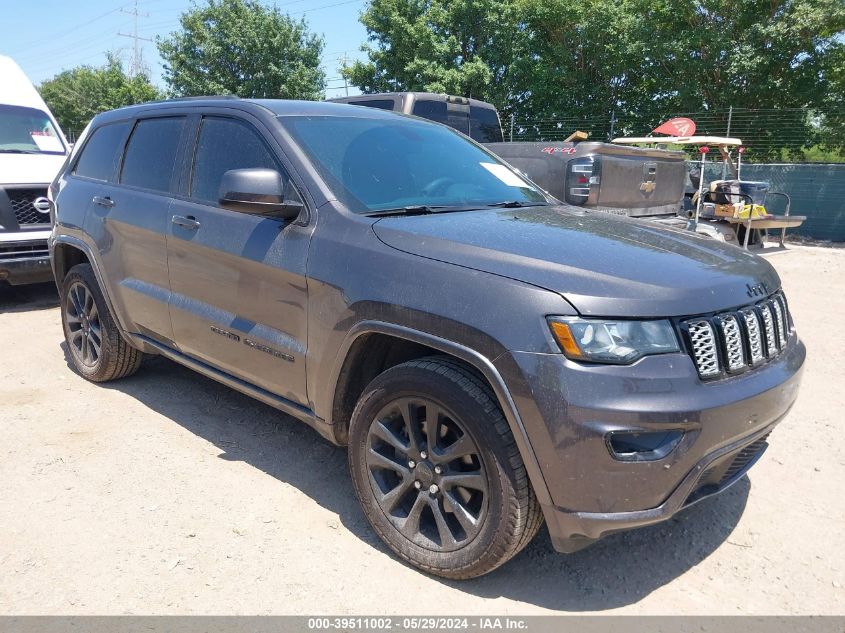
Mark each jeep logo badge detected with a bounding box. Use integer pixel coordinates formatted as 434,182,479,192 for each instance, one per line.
32,197,52,214
746,282,768,298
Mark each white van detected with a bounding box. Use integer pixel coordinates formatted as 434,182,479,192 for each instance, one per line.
0,55,69,285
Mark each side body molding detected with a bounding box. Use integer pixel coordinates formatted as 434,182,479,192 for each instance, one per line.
327,320,553,507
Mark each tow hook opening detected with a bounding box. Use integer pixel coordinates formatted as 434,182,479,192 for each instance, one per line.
606,429,684,462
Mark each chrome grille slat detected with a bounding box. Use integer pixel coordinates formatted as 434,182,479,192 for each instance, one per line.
742,309,764,364
719,315,745,371
773,296,788,347
760,303,777,357
684,291,792,379
687,320,719,377
771,298,787,349
777,294,791,331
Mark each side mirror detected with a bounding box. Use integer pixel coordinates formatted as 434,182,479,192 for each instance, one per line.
218,168,303,221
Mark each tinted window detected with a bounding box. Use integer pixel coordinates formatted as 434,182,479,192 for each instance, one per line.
190,117,280,204
282,115,546,212
470,106,503,143
120,117,185,192
73,122,130,181
412,100,448,125
348,99,396,111
412,100,470,136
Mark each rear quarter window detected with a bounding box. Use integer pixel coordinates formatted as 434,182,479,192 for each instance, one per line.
412,100,471,136
72,122,131,181
469,106,503,143
347,99,396,111
120,117,186,192
411,100,449,125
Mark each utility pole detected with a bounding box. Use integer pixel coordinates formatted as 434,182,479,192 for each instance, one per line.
118,0,151,78
338,53,350,96
722,105,734,179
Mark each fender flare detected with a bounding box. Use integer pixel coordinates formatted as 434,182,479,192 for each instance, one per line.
51,234,127,334
328,320,553,507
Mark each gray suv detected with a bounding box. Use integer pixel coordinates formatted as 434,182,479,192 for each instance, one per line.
50,98,805,579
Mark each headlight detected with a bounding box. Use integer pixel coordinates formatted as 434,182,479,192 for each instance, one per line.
548,317,679,364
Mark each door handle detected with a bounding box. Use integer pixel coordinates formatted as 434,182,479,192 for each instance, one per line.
92,196,114,208
172,214,200,230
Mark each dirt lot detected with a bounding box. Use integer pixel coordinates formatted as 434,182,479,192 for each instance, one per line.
1,244,843,615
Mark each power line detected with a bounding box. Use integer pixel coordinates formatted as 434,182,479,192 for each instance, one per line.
295,0,364,15
118,0,152,78
12,5,127,62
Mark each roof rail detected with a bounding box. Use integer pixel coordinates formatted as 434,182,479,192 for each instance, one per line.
143,95,240,105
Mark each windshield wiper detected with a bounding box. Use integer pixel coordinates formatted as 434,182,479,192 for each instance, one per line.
365,205,442,217
483,200,551,208
365,201,551,217
365,204,486,217
0,149,40,154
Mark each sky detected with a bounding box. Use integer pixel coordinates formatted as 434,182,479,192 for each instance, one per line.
0,0,368,98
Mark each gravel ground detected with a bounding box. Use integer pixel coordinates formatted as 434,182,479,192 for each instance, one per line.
1,244,843,615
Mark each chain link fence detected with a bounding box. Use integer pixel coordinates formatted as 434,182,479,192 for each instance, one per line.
508,107,845,164
505,108,845,240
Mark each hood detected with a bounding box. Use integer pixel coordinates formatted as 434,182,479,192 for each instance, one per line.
0,153,66,185
372,206,781,317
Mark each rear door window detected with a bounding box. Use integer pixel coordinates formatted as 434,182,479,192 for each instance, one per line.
190,117,282,204
72,121,131,181
120,117,186,192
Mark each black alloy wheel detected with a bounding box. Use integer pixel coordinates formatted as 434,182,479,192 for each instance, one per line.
65,281,102,367
61,263,143,382
365,396,489,552
348,357,544,579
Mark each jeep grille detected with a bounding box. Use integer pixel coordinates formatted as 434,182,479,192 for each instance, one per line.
682,292,793,380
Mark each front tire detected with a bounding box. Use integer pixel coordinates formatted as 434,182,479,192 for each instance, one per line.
61,263,143,382
348,356,543,579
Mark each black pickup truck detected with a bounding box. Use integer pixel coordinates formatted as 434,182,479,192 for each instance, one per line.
329,92,686,217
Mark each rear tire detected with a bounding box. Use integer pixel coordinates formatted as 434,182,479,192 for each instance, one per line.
61,263,143,382
348,356,543,579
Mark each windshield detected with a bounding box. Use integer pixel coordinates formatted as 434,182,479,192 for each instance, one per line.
0,104,66,155
280,115,548,212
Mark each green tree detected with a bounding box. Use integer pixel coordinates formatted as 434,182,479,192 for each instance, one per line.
347,0,845,158
157,0,325,99
506,0,635,121
616,0,845,158
38,54,161,138
817,44,845,157
343,0,517,112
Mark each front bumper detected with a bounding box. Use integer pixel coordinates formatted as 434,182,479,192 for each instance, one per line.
495,333,805,552
0,249,53,285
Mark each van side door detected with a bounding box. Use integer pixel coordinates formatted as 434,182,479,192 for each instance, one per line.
166,113,312,406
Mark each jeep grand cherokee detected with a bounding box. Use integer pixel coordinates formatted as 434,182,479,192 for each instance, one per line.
49,98,805,579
